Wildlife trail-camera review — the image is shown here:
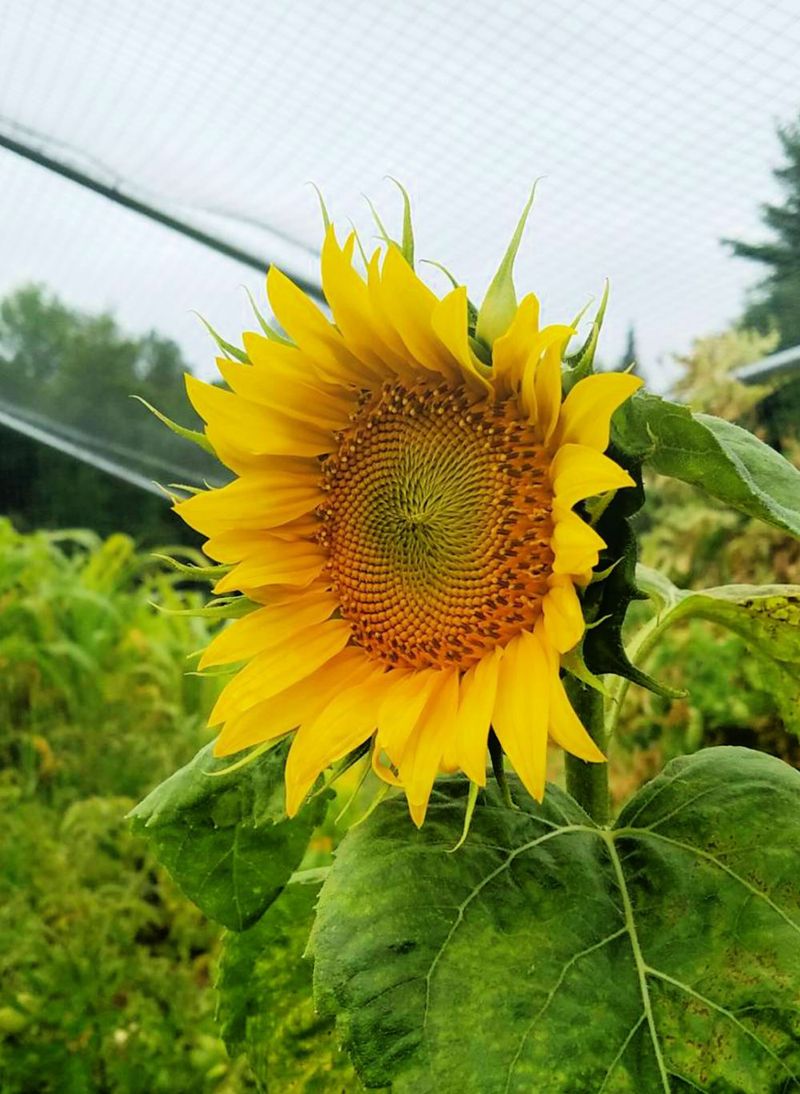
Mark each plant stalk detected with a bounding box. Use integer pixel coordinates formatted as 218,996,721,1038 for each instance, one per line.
563,677,610,826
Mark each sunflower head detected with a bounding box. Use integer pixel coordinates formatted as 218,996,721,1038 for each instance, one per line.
175,193,642,826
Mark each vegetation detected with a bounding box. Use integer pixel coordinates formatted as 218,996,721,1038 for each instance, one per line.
725,115,800,350
0,286,218,544
0,521,240,1092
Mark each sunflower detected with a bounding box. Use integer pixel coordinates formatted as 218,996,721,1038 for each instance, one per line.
175,200,641,826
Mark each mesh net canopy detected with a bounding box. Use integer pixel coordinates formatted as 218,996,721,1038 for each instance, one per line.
1,0,799,491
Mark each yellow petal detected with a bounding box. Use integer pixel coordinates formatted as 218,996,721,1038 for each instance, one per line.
266,265,374,386
454,647,502,785
376,247,458,380
551,509,607,576
217,356,353,432
550,443,635,510
376,669,439,761
175,464,320,536
430,286,493,395
199,587,338,669
186,375,333,458
213,648,373,756
208,618,352,726
492,631,549,802
320,229,396,379
556,372,642,452
549,671,606,762
397,669,460,827
284,663,387,815
492,294,540,394
533,342,564,444
541,577,585,654
210,536,326,594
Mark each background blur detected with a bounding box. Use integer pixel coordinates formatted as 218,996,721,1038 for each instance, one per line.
2,1,800,1090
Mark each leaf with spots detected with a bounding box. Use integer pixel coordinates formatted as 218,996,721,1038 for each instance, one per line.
310,749,800,1092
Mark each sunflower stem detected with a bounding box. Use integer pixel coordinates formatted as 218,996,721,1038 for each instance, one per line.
563,677,609,826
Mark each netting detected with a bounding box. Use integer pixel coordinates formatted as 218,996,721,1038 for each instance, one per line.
1,0,799,499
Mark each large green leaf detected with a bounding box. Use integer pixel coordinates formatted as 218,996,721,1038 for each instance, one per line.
626,567,800,737
217,882,360,1092
612,391,800,537
311,749,800,1092
130,740,326,930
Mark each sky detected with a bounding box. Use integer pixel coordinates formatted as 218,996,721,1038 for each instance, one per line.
1,0,799,417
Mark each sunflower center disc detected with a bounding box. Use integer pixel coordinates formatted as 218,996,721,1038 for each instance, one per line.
317,381,555,670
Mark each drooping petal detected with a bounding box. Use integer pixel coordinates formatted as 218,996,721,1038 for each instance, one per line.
217,356,354,432
213,647,373,757
453,647,502,785
550,443,635,510
284,662,388,815
175,464,321,536
550,508,607,576
199,586,338,668
492,294,540,394
186,375,333,458
208,618,352,726
548,671,606,763
492,630,550,801
266,266,374,387
430,286,493,395
396,669,460,827
556,372,642,451
376,669,439,761
541,577,585,654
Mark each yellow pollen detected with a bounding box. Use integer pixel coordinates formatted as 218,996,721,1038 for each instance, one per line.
317,381,554,670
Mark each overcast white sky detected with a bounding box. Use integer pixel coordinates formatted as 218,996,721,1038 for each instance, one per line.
1,0,799,406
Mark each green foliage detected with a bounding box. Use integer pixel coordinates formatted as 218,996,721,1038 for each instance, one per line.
131,742,328,930
724,117,800,349
216,882,359,1091
311,750,800,1092
613,390,800,538
0,284,220,542
0,522,255,1091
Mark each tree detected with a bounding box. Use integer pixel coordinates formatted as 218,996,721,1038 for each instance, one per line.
617,323,640,375
724,119,800,350
0,285,218,543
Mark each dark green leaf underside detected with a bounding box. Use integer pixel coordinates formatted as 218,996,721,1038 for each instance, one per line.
311,749,800,1092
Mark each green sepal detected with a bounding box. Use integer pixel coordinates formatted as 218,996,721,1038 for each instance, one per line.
150,552,231,581
386,177,415,267
243,287,293,346
562,281,609,393
193,312,250,363
475,185,538,347
131,396,214,455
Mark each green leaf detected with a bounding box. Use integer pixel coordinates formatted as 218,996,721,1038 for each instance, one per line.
475,186,537,347
624,567,800,738
217,882,360,1092
311,749,800,1092
387,178,415,268
613,391,800,538
130,740,326,930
